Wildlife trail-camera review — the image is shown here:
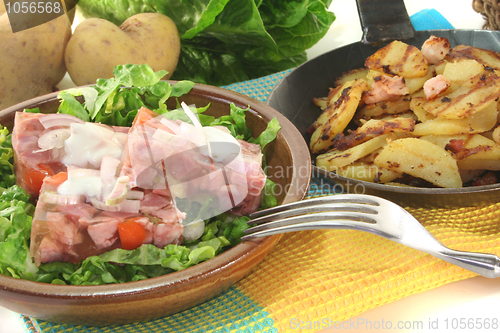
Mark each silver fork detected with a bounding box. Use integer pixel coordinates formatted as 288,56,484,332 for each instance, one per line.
242,194,500,278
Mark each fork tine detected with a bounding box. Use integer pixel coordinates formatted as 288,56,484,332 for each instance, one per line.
242,194,386,240
249,194,380,220
247,202,379,226
242,212,379,241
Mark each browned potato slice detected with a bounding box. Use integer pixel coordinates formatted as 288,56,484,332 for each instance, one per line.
412,101,498,136
457,159,500,170
373,138,462,188
336,162,402,183
310,79,369,153
492,125,500,144
405,65,435,94
421,133,500,161
379,111,418,122
434,61,447,75
442,59,484,84
446,44,500,69
313,97,328,110
364,69,387,88
364,40,429,78
333,117,415,150
356,96,411,119
358,148,383,163
334,68,370,87
410,97,436,122
316,134,392,172
420,70,500,119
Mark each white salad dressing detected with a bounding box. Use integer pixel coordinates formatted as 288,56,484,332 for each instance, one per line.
58,175,103,198
62,122,125,168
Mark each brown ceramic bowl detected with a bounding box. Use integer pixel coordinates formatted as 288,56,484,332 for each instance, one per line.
0,82,311,325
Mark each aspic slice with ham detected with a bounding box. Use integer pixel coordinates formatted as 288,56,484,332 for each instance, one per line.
122,106,267,222
12,112,127,198
30,173,185,265
14,106,268,265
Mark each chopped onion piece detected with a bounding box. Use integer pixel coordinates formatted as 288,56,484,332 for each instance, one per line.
182,219,205,241
181,102,202,129
37,128,71,151
105,176,130,206
126,190,144,200
38,114,84,129
90,197,141,213
42,191,85,205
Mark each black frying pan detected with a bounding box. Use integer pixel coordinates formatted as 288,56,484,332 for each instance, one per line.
266,0,500,208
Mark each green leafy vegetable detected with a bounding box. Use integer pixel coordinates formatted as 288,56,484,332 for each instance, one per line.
76,0,335,86
0,127,15,188
0,186,36,279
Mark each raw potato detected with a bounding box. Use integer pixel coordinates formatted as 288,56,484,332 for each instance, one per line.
0,13,72,110
65,13,181,86
373,138,462,188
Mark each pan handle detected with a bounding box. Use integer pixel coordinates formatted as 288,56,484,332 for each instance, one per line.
356,0,415,45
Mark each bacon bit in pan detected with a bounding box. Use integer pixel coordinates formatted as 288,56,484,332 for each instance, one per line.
472,172,498,186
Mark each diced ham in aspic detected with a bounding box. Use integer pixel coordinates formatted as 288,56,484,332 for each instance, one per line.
13,106,267,265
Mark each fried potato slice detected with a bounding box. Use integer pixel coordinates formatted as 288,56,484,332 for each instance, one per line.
310,79,369,153
492,125,500,144
336,162,402,183
457,159,500,170
333,117,415,150
356,95,411,119
420,133,500,165
446,44,500,69
404,65,435,94
316,134,392,172
412,101,498,136
312,97,328,110
373,138,462,188
334,68,370,87
410,97,436,122
442,59,484,84
364,40,429,78
420,70,500,119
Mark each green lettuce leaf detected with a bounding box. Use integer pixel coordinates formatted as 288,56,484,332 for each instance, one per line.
0,127,15,188
0,186,36,279
56,64,195,127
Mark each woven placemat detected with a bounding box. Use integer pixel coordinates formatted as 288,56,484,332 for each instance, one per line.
21,9,500,333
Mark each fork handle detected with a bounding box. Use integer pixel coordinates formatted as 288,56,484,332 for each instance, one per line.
436,249,500,278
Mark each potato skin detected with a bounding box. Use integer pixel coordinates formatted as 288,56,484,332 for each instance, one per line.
65,13,181,86
0,14,72,110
